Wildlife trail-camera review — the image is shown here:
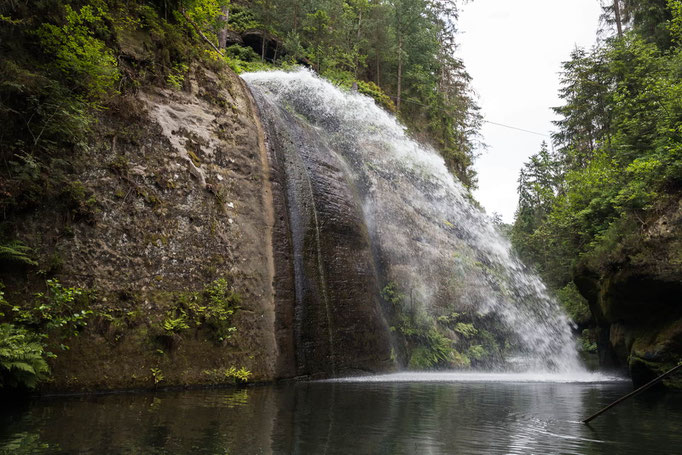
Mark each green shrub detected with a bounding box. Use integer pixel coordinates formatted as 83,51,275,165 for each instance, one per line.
224,44,260,62
0,323,51,389
166,62,189,89
556,282,591,325
202,366,251,384
161,309,190,333
454,322,478,338
36,5,119,104
356,80,396,112
199,278,239,342
24,280,93,337
407,329,456,369
579,329,598,353
157,278,240,344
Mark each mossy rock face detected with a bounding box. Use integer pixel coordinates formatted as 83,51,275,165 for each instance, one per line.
599,270,681,324
573,200,682,388
629,318,682,388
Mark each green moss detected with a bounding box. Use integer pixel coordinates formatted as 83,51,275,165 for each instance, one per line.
187,150,202,167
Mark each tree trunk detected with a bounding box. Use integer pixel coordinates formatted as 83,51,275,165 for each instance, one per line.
261,30,267,62
354,10,363,77
613,0,623,38
217,5,230,49
397,34,403,112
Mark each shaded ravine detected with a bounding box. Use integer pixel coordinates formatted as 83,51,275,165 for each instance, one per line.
244,69,583,377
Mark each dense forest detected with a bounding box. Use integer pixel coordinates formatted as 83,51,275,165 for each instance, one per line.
512,0,682,370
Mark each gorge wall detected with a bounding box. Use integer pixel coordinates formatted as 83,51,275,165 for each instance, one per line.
5,62,283,390
4,58,399,391
574,199,682,388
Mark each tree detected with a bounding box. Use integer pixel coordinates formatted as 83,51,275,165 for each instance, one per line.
389,0,429,111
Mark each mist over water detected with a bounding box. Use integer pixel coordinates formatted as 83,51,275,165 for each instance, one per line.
244,69,582,372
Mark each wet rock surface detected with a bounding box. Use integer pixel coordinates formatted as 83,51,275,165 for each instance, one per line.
252,87,394,378
575,199,682,388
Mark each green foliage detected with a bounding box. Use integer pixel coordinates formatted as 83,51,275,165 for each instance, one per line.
466,344,488,361
0,279,93,390
407,330,459,369
383,283,455,369
199,278,239,342
0,323,51,389
578,329,598,353
556,282,591,325
453,322,478,339
150,367,164,385
36,5,119,104
22,280,93,337
356,80,396,112
382,282,506,369
183,0,230,30
512,14,682,311
166,62,189,89
161,309,190,333
202,366,251,383
0,240,38,267
157,279,240,344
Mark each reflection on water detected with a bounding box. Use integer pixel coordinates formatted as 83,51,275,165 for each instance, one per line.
1,375,680,454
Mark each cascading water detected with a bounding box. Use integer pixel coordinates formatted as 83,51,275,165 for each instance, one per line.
244,69,584,375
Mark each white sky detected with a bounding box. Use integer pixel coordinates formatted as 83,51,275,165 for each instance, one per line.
457,0,603,222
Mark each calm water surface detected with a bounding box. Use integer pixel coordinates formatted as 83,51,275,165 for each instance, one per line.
1,373,681,454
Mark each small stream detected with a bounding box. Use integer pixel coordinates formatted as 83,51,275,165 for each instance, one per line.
2,374,680,454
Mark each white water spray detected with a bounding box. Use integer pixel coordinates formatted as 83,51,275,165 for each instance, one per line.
244,69,584,373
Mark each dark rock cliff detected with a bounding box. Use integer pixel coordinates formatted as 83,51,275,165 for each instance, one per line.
5,63,279,390
4,59,396,391
574,198,682,388
252,89,394,378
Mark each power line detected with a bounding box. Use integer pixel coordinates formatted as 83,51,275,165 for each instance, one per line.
483,120,550,138
395,95,551,138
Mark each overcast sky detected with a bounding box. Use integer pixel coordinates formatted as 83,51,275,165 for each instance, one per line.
456,0,603,222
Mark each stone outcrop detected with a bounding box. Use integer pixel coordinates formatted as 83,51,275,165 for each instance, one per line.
574,198,682,388
10,63,280,390
7,58,395,391
251,85,394,379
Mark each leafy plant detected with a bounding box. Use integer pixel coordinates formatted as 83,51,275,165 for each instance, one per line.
36,4,119,104
25,280,93,337
202,366,251,383
167,62,189,89
150,367,164,385
162,309,190,333
195,278,239,342
0,240,37,267
0,323,51,389
156,279,239,344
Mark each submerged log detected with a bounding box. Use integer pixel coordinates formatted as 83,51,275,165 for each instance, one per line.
582,363,682,424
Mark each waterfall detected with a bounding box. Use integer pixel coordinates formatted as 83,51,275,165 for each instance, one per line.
244,69,583,375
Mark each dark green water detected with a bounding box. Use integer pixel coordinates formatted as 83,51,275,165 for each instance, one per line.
1,375,681,454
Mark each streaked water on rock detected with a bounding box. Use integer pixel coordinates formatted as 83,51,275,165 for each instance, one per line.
2,376,680,454
244,69,582,372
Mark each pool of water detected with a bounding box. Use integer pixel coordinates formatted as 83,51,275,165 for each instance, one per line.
1,373,680,454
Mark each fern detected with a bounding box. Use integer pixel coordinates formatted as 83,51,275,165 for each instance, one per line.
0,241,38,266
0,323,50,389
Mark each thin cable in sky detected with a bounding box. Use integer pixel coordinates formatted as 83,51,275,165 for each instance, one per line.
483,120,549,137
396,95,551,138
